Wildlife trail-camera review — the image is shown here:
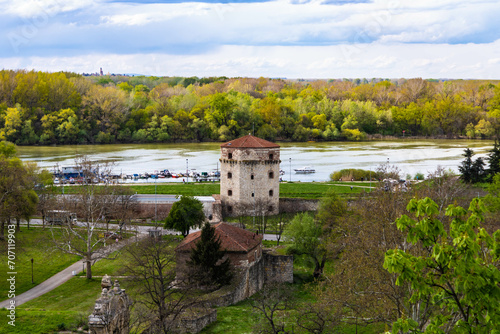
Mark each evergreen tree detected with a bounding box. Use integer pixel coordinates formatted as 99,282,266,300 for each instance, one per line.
458,148,474,183
471,156,486,183
188,222,232,289
487,139,500,178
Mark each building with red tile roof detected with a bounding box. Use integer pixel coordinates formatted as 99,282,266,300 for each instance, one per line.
220,135,280,216
176,222,263,269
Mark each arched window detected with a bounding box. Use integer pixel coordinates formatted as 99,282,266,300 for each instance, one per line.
228,172,232,179
228,153,232,159
269,190,273,196
228,190,232,196
268,171,274,179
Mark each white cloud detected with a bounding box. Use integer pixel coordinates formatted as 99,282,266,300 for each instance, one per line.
2,39,499,79
1,0,499,78
0,0,97,18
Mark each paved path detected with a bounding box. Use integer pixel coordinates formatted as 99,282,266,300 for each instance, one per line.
0,234,145,309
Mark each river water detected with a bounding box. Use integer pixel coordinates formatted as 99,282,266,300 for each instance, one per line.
17,140,494,182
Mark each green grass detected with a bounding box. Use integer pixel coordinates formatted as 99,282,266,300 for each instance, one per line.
57,181,375,199
280,181,372,199
0,227,80,296
0,278,102,334
0,309,86,334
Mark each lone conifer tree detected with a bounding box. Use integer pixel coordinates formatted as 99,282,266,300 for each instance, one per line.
487,139,500,177
188,222,232,289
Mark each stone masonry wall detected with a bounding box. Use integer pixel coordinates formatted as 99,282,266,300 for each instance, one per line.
220,146,280,217
279,198,319,213
263,252,294,283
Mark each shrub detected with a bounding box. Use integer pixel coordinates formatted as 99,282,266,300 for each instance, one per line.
330,169,374,181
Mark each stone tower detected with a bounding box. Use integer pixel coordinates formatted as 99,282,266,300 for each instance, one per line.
220,135,280,217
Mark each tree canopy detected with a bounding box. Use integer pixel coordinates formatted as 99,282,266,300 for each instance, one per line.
384,197,500,333
164,195,205,237
1,71,500,145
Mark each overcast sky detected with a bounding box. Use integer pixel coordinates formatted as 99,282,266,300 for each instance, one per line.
1,0,499,79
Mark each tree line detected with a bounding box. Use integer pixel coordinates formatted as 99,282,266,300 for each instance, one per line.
1,70,500,145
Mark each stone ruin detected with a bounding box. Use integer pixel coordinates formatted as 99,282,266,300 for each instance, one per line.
88,275,132,334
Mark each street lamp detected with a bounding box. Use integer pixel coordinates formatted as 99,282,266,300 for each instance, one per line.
289,158,291,182
31,258,34,284
155,177,157,226
186,158,189,183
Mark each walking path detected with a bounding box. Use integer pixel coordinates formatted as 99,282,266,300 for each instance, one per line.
0,234,145,309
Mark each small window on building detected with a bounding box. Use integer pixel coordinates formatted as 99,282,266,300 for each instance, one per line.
228,189,232,196
251,174,254,180
268,205,273,212
269,171,274,179
269,190,273,196
269,154,273,160
228,172,232,179
228,153,232,159
251,193,254,197
227,205,233,213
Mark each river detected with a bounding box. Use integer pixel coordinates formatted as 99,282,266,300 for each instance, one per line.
17,140,494,182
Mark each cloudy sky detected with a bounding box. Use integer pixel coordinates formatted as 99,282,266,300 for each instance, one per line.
1,0,499,79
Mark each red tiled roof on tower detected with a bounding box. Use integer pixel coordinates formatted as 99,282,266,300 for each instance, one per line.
176,223,263,253
220,134,279,148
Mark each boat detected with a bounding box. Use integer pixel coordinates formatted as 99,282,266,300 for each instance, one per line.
294,166,315,174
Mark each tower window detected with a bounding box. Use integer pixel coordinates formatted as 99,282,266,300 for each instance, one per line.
251,174,254,180
269,171,274,179
228,172,232,179
269,190,273,196
228,205,233,213
228,190,232,196
269,154,273,160
228,153,232,159
268,205,273,212
252,193,254,197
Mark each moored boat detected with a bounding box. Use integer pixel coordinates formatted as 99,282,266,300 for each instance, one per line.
294,166,315,173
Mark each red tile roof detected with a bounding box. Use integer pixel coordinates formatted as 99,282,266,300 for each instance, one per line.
176,223,263,253
220,135,279,148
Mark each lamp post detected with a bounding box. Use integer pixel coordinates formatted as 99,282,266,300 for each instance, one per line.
289,158,291,182
31,258,34,284
186,159,189,183
155,177,157,227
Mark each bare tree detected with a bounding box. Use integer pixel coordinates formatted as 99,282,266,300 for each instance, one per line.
252,281,295,334
122,236,199,334
50,156,125,279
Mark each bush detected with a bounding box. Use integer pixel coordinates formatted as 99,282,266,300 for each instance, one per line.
414,172,425,180
330,169,374,181
341,128,366,141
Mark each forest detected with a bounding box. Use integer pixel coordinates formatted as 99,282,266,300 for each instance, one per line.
1,70,500,145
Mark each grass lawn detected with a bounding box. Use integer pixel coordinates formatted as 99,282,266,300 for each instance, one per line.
58,181,375,199
0,227,80,297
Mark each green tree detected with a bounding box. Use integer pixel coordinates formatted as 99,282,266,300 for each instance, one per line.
0,141,38,237
484,173,500,213
458,148,474,183
164,196,205,237
283,213,327,278
487,139,500,177
187,222,232,289
384,197,500,333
